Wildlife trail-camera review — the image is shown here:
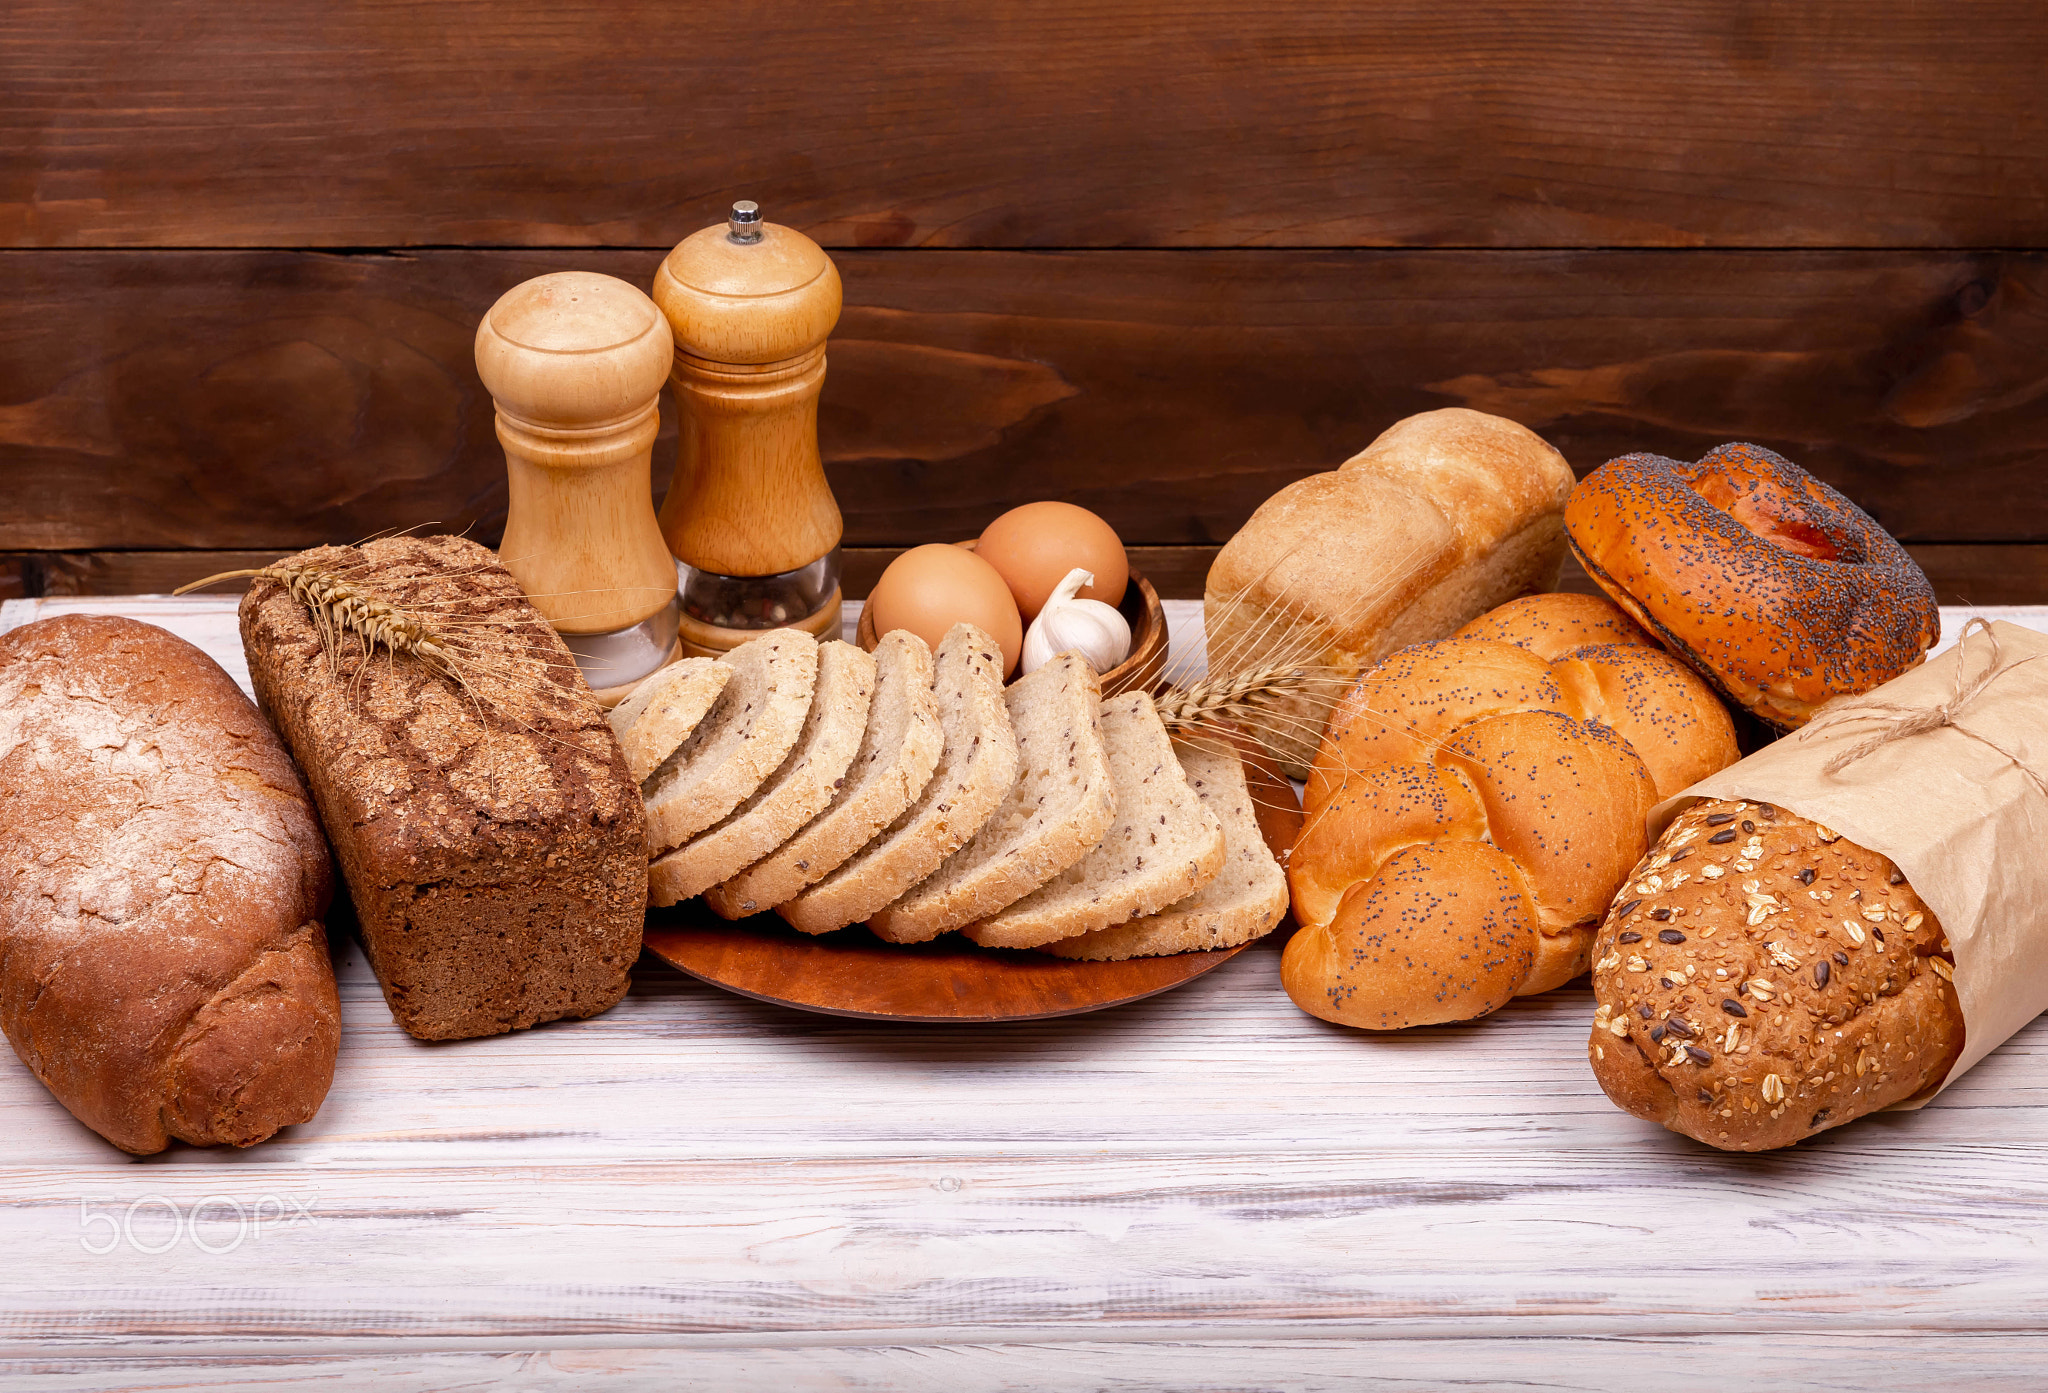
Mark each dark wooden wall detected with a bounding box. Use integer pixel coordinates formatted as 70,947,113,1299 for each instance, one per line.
5,1,2046,600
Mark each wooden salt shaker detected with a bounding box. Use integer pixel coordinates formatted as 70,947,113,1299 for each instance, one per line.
652,201,845,655
475,270,681,704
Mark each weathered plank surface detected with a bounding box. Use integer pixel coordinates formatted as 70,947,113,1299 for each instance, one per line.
10,1339,2048,1393
6,1,2045,250
5,248,2043,557
8,544,2048,606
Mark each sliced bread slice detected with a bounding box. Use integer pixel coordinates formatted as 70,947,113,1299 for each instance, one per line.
867,652,1112,944
962,692,1227,950
779,623,1018,935
1041,736,1288,960
607,657,731,783
648,641,875,906
703,631,943,919
643,630,818,855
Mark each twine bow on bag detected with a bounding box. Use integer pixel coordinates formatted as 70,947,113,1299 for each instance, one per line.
1799,617,2048,798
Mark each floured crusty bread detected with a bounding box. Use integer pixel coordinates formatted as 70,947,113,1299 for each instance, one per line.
643,629,818,855
0,615,340,1154
608,657,730,783
780,624,1018,935
1588,798,1963,1152
648,641,874,906
703,631,942,919
964,692,1225,951
1043,736,1287,961
1204,408,1575,776
869,652,1112,944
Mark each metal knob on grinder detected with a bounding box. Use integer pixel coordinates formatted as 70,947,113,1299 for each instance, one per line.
475,270,682,703
652,200,845,655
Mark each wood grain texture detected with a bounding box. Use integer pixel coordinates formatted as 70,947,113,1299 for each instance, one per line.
476,270,680,633
6,248,2046,558
12,1339,2048,1392
643,915,1249,1023
5,1,2046,250
1,940,2047,1342
8,543,2048,606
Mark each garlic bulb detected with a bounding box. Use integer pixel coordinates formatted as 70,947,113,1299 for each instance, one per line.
1020,568,1131,675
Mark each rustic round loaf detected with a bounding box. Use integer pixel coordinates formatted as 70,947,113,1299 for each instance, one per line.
1586,798,1963,1152
0,615,340,1154
1563,442,1939,731
1284,593,1738,1030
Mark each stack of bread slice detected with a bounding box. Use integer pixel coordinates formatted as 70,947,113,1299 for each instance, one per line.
621,622,1288,959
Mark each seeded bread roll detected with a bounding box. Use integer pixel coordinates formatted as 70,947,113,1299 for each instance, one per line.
1587,798,1964,1152
1285,603,1738,1031
1564,443,1940,731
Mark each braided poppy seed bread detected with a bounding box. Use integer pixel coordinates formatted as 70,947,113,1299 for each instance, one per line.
1587,798,1963,1152
1564,443,1939,731
1452,590,1657,660
1284,594,1738,1031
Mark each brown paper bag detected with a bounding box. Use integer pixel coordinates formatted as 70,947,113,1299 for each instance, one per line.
1649,619,2048,1104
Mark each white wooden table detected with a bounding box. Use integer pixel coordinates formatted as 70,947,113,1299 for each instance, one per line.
4,595,2048,1392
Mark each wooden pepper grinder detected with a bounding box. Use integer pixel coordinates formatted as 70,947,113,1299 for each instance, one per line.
475,270,681,704
652,200,845,654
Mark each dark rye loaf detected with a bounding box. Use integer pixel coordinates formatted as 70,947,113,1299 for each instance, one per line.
241,536,645,1041
0,616,339,1154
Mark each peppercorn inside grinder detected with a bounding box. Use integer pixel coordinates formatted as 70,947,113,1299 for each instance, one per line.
475,270,683,704
652,201,845,655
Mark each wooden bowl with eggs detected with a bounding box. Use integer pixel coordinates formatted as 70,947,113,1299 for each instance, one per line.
856,541,1169,694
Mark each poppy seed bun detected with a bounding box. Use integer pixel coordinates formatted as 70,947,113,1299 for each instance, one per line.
1587,798,1963,1152
1302,596,1736,811
1564,443,1939,731
1284,595,1738,1030
1453,590,1657,659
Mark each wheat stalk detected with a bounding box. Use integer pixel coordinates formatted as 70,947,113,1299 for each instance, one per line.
1155,661,1318,730
177,564,467,680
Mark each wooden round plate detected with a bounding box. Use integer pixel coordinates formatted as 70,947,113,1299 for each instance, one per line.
643,739,1300,1022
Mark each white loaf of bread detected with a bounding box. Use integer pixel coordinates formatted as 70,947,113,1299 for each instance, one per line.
1202,408,1575,776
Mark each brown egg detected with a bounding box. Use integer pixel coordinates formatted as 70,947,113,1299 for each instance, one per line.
867,544,1024,677
975,502,1128,621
